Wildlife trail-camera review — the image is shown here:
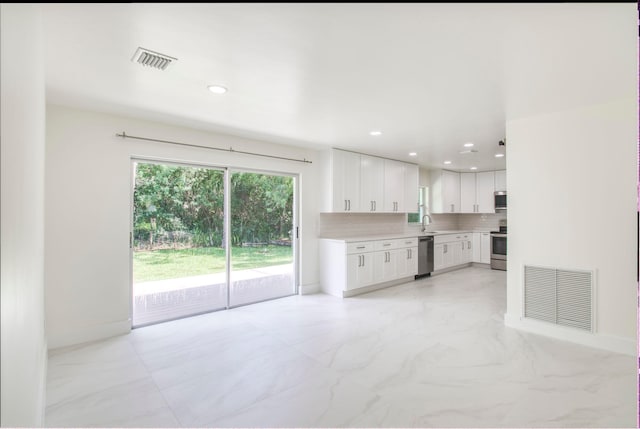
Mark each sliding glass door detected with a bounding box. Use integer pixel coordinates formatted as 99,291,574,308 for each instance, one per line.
229,171,295,307
131,161,297,327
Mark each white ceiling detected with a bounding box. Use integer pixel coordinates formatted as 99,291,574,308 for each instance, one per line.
41,3,635,170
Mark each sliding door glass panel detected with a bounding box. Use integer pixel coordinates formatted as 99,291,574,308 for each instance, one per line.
229,172,296,307
132,162,226,326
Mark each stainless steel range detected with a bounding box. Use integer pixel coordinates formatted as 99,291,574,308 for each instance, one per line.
490,222,507,271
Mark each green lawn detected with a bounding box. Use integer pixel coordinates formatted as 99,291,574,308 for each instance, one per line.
133,246,293,283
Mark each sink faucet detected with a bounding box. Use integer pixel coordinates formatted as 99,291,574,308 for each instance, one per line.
421,214,433,232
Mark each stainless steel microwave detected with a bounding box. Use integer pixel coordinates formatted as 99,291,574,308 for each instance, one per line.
494,191,507,211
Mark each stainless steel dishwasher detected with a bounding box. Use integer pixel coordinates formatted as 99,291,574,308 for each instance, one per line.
416,236,434,278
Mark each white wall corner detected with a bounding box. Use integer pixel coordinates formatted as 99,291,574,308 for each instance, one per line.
48,319,131,351
504,313,636,357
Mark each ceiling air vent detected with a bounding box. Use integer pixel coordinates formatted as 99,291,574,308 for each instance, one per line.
131,47,177,71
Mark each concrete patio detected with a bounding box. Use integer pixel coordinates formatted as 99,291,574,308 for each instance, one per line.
133,264,295,326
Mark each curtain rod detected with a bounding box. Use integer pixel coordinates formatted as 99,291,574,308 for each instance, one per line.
115,131,312,164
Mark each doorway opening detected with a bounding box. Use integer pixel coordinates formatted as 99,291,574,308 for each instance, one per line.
131,160,297,327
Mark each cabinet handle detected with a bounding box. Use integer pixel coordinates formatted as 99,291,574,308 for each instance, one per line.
374,201,377,211
468,241,471,249
450,204,454,213
362,255,365,267
356,246,365,249
348,199,351,211
344,200,347,211
444,244,447,253
383,243,391,247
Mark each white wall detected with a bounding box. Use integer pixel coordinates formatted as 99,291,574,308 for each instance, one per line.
505,98,637,354
1,4,48,426
45,104,321,349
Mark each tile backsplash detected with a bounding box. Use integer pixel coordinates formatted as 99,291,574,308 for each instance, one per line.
457,212,507,231
318,212,507,238
319,213,406,237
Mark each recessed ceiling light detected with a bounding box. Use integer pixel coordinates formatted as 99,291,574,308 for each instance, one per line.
464,142,474,147
409,152,417,157
207,85,227,94
470,166,478,170
369,130,382,136
444,161,452,165
495,153,505,158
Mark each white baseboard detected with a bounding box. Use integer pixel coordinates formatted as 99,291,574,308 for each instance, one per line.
299,282,320,295
504,313,636,356
342,276,415,298
48,318,131,351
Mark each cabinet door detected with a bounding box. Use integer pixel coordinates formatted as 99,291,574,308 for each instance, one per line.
434,244,445,271
443,243,454,268
407,246,418,275
383,159,405,212
463,239,473,263
480,233,491,264
332,150,361,212
472,233,481,262
476,171,495,213
395,248,409,278
403,164,419,213
451,241,463,266
494,170,507,192
442,170,460,213
460,172,476,213
360,155,384,212
347,253,374,290
374,250,397,282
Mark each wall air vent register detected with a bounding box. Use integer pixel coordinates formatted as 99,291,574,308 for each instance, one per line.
131,47,177,71
523,265,594,332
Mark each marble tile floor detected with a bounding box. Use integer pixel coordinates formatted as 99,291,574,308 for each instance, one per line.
45,267,637,428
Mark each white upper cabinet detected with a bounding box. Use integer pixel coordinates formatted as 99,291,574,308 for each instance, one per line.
475,171,495,213
330,149,361,212
431,169,460,213
383,159,405,212
322,148,420,213
436,169,496,214
403,164,419,213
360,155,384,212
460,172,476,213
495,170,507,191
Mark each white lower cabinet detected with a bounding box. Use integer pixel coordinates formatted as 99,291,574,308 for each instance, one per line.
396,246,418,278
374,250,397,283
480,232,491,264
346,253,374,290
320,236,419,297
434,233,473,272
472,232,491,264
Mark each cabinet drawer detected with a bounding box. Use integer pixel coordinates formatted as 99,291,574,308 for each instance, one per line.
434,234,457,244
398,237,418,248
434,233,470,244
374,239,399,251
347,241,375,254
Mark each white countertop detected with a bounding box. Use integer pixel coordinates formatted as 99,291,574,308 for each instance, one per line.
320,229,498,243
